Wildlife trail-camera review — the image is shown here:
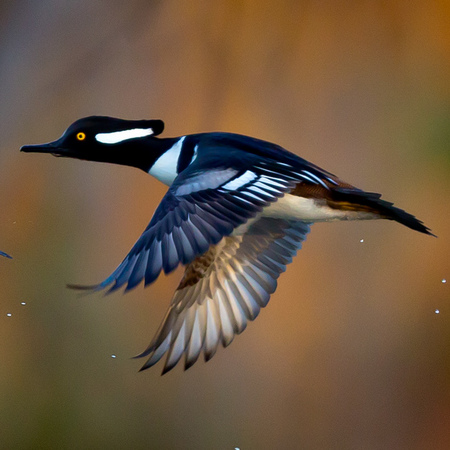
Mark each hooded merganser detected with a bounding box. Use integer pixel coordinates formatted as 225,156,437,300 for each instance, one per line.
21,116,433,374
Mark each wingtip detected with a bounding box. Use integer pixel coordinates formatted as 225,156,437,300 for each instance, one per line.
134,345,160,372
137,359,166,374
136,351,202,374
161,364,174,376
67,282,109,297
66,283,99,291
138,364,149,373
123,280,142,293
184,357,198,372
66,279,125,296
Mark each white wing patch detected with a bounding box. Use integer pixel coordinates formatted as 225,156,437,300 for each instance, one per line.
222,170,257,190
175,169,239,196
95,128,154,144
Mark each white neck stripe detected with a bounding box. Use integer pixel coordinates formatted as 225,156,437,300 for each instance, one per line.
95,128,154,144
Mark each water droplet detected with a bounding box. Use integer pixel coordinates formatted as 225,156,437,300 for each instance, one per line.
435,309,440,314
442,279,447,284
6,313,11,317
111,354,116,358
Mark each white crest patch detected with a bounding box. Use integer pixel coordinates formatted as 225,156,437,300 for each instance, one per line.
95,128,154,144
149,136,186,186
221,170,257,191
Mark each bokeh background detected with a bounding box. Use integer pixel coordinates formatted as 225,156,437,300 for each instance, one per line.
1,1,449,448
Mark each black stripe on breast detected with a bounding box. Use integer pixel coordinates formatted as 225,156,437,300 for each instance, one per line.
177,136,199,175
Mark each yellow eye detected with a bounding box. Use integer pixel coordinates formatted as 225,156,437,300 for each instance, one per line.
76,132,86,141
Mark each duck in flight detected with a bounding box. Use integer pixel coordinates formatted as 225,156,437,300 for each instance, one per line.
21,116,433,374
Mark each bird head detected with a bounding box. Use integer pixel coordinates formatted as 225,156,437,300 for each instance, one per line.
21,116,165,168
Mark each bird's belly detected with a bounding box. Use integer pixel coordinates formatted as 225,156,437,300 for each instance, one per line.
261,193,379,222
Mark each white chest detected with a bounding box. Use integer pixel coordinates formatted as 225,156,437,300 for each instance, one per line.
148,137,185,186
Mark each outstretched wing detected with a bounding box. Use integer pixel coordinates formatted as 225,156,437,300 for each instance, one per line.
71,155,313,293
135,218,311,374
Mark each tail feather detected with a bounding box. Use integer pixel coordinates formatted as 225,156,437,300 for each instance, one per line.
330,188,435,236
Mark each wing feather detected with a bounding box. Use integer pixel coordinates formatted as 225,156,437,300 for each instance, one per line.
137,218,311,373
68,152,306,293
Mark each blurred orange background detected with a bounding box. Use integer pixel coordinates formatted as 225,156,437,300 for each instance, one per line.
1,1,449,448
